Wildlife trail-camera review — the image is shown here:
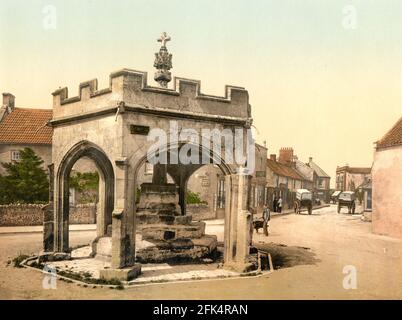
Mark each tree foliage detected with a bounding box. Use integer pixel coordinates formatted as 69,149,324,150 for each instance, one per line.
186,190,207,205
69,171,99,204
0,148,49,204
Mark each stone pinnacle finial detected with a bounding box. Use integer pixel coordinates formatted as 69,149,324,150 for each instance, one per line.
154,32,173,88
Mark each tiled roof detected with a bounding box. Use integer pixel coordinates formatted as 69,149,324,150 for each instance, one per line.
267,159,304,180
376,117,402,149
308,161,330,178
0,108,53,145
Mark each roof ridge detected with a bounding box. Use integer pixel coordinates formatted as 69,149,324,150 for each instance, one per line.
13,107,53,112
376,116,402,149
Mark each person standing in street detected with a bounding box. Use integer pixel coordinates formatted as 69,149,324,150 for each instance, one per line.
273,196,278,213
277,196,283,213
262,204,271,236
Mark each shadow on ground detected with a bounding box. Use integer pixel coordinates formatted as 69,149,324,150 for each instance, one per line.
253,242,320,270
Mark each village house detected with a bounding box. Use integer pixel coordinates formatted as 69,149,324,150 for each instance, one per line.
335,165,371,192
0,93,53,175
372,117,402,238
293,155,314,191
0,93,98,205
307,157,331,203
265,149,305,211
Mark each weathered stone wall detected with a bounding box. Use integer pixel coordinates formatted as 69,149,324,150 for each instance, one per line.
0,204,45,226
0,203,97,226
69,204,97,224
188,204,216,221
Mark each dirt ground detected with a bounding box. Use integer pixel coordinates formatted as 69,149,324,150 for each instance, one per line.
0,205,401,299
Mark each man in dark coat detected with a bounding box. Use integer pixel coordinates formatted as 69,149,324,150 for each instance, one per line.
273,196,278,213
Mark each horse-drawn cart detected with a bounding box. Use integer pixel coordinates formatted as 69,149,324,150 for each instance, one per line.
337,191,356,214
294,189,313,215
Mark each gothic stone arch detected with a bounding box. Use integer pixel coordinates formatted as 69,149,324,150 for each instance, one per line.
54,141,115,253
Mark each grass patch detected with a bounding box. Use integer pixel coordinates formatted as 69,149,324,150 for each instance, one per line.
12,254,30,268
28,261,124,288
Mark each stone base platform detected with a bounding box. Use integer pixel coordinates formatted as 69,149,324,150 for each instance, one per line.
141,222,206,241
136,211,192,226
91,233,217,264
99,264,142,281
45,248,263,287
136,235,218,263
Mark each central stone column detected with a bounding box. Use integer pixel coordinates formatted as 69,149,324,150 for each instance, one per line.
152,164,168,185
223,171,254,273
135,163,217,263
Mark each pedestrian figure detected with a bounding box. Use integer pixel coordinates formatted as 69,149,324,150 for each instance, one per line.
277,196,283,213
262,204,271,236
273,196,278,213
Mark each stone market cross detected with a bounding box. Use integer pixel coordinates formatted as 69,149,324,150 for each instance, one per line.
43,34,255,280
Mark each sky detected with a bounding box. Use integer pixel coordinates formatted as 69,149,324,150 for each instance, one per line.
0,0,401,187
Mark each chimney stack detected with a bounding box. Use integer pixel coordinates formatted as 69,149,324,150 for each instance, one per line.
2,93,15,113
309,157,313,164
279,147,294,164
270,154,277,162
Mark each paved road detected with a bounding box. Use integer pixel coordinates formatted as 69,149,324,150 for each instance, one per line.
1,205,401,299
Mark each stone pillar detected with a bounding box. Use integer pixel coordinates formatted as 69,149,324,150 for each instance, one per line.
152,164,168,185
100,159,141,281
223,174,234,263
43,164,55,252
223,170,253,273
97,174,106,237
111,160,134,268
178,177,187,216
235,173,252,265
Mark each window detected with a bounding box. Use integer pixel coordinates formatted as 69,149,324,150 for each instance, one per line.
318,178,324,188
11,150,21,161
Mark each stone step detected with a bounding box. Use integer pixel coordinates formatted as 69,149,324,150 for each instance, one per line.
141,222,206,241
136,212,192,226
137,202,179,211
92,236,112,261
135,235,218,264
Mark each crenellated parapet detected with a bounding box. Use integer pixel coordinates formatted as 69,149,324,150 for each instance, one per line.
51,69,251,122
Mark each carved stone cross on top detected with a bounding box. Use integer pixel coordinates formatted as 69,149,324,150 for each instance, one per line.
157,32,171,47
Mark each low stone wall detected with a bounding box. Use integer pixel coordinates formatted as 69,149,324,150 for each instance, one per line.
0,203,97,226
0,204,44,226
188,204,216,221
70,204,97,225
